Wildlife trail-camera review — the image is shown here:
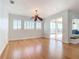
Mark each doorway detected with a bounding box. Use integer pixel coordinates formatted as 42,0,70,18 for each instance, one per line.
50,17,63,41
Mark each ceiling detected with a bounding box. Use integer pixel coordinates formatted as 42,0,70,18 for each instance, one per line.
9,0,79,17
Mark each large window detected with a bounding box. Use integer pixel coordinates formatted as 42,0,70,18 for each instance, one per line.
24,21,42,30
36,22,42,30
24,21,34,29
13,20,21,30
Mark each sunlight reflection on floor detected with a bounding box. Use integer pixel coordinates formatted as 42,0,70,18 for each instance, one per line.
49,37,63,59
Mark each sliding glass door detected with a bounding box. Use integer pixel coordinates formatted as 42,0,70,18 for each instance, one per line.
50,19,56,39
50,17,63,41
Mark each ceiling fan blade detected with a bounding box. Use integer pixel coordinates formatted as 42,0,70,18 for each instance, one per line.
34,16,38,21
37,16,43,21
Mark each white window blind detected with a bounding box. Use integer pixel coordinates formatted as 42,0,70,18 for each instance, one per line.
36,22,42,29
13,20,21,30
24,21,34,29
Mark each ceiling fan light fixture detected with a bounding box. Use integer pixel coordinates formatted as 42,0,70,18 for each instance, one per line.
10,0,15,4
32,9,43,21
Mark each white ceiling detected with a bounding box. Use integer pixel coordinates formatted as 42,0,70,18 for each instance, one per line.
9,0,79,17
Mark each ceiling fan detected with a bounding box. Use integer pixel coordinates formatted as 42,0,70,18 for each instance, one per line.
10,0,15,4
32,10,43,21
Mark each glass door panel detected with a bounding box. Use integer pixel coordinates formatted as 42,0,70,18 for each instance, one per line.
50,17,63,41
56,22,62,41
50,20,56,39
57,18,62,41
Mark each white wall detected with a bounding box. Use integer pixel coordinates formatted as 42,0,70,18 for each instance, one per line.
0,0,8,55
8,14,44,40
44,10,69,43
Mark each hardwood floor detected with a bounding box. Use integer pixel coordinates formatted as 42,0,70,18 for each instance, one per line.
1,38,79,59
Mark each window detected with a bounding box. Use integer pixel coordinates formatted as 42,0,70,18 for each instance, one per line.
50,22,55,33
72,19,79,34
24,21,42,30
36,22,42,29
24,21,34,29
72,19,78,30
13,20,21,30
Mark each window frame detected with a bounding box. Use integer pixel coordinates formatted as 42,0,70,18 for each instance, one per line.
24,21,35,30
35,21,42,30
13,20,21,30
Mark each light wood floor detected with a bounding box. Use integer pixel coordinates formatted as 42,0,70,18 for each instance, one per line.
1,38,79,59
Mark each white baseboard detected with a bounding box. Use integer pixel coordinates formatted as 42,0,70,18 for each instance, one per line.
9,35,43,41
0,41,8,56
